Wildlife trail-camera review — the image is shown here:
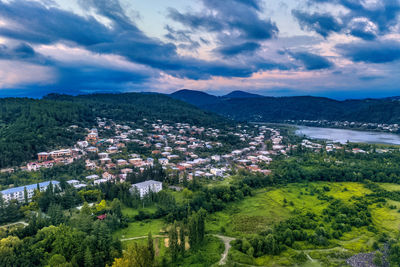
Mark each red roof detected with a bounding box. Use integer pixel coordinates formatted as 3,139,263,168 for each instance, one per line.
97,214,107,220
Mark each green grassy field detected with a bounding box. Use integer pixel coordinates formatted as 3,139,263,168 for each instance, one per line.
207,181,400,266
114,218,166,239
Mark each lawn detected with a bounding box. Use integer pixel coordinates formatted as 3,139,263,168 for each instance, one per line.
114,218,166,239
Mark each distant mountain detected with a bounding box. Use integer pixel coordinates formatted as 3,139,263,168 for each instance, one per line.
170,89,220,106
223,90,263,99
169,89,400,124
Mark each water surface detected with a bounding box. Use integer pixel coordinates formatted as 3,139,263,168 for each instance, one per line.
295,126,400,145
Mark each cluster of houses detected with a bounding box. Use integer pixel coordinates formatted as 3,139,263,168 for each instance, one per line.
1,118,287,202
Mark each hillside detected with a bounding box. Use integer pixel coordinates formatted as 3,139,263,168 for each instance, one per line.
170,89,221,106
170,90,400,123
0,93,227,168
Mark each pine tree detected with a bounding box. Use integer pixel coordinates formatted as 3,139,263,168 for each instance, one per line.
24,187,28,204
188,212,198,249
169,221,179,262
84,247,94,267
197,208,206,243
147,232,155,263
179,224,185,257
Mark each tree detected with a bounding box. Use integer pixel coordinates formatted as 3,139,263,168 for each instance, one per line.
112,243,152,267
169,222,179,262
110,198,122,219
0,236,22,266
147,232,155,263
179,224,186,257
84,247,94,267
48,254,67,267
24,187,28,204
47,203,66,226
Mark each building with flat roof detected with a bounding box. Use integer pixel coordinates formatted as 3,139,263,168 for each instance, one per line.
1,180,60,202
130,180,162,198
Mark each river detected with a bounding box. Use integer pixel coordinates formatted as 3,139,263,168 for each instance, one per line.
295,125,400,145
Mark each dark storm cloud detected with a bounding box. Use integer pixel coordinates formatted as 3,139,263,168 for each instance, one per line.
215,42,261,56
0,0,290,86
292,10,342,38
336,40,400,63
288,51,333,70
168,0,278,56
295,0,400,39
0,43,36,59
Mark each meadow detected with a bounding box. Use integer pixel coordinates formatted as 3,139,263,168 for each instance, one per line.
206,182,400,266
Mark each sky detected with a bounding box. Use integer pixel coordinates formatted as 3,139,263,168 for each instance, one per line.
0,0,399,99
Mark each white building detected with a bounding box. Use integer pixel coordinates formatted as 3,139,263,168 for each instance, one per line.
1,180,60,202
130,180,163,198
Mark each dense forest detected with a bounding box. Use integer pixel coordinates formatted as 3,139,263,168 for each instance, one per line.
171,89,400,123
0,93,227,168
0,99,92,168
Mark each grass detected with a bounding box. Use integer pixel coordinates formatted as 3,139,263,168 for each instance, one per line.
114,218,166,239
207,183,333,237
206,181,400,266
323,182,372,200
378,183,400,192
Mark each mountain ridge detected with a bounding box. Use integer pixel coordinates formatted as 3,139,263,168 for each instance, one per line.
169,89,400,124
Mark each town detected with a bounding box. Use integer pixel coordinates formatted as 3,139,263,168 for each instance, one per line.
1,118,285,202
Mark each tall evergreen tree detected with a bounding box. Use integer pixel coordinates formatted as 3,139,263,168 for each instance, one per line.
169,221,179,262
147,232,155,263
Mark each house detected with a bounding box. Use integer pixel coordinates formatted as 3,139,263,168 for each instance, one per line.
158,158,169,165
86,174,99,180
86,129,99,144
87,146,98,153
107,146,118,153
94,178,109,185
97,214,107,220
85,162,96,170
1,180,60,202
117,159,128,166
67,180,80,186
37,152,49,161
130,180,163,198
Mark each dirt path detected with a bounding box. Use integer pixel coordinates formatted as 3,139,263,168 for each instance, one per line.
213,234,236,265
120,235,167,242
0,221,28,228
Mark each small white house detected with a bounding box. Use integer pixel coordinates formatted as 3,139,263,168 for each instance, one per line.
130,180,162,198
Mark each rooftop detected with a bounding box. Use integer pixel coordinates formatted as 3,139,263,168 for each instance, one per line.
1,180,60,195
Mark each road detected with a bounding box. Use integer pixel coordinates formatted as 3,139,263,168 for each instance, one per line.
213,234,236,265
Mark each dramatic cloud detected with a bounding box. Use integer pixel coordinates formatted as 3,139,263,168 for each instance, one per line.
288,51,333,70
337,40,400,63
168,0,278,56
215,42,261,56
0,0,398,97
292,10,342,38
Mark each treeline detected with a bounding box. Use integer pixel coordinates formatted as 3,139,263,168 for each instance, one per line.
1,200,123,267
44,93,230,128
270,149,400,184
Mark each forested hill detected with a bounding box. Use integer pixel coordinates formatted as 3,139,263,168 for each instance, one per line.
0,98,93,168
44,93,227,126
0,93,227,168
170,89,400,123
